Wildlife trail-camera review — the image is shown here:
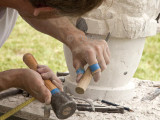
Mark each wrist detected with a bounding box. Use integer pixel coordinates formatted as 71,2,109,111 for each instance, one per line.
0,69,24,90
65,30,86,50
54,17,86,49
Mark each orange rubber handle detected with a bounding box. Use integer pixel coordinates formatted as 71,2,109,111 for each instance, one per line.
23,53,57,91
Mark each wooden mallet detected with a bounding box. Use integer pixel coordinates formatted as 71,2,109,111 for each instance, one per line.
23,53,76,119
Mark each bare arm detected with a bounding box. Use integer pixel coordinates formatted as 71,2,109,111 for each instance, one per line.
0,68,60,104
0,69,22,91
21,16,84,50
21,16,110,82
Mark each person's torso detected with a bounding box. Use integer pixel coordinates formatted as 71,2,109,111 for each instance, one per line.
0,7,18,48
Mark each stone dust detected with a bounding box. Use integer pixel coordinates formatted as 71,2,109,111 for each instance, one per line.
67,78,160,120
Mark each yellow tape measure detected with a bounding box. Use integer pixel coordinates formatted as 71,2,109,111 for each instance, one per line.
0,97,35,120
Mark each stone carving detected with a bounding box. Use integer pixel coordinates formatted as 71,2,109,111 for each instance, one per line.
64,0,160,101
82,0,160,38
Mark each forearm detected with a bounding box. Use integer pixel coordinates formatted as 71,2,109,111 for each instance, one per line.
20,16,111,83
22,16,85,49
0,69,23,91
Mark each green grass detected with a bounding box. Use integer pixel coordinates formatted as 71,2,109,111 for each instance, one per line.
134,34,160,81
0,17,160,81
0,17,67,73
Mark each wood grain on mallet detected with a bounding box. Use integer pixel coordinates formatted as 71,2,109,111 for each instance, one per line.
45,80,57,91
76,67,92,94
23,53,57,90
23,53,38,71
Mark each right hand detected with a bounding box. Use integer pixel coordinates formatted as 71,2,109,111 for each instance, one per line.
18,69,52,104
37,64,63,91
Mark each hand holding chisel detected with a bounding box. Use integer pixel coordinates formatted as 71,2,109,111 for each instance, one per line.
75,33,111,94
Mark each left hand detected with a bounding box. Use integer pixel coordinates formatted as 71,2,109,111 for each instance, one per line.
37,65,63,91
70,35,110,83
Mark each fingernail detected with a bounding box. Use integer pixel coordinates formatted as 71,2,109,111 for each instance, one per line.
93,72,101,82
76,74,83,83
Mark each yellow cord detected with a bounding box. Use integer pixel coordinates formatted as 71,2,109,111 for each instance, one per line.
0,97,36,120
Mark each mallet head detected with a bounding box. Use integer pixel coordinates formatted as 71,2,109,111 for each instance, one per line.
51,92,76,119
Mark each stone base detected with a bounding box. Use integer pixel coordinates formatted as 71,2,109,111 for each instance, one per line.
64,75,135,102
0,79,160,120
0,90,57,120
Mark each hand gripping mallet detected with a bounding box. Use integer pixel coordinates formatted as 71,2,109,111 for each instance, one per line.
23,53,76,119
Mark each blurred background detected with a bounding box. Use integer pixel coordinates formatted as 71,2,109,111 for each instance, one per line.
0,17,160,81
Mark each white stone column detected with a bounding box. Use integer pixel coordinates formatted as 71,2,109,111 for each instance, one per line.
64,0,160,101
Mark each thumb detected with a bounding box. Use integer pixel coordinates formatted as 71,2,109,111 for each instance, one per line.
37,84,52,105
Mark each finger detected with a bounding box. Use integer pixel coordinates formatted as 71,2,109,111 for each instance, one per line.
97,54,107,72
35,84,52,104
37,65,48,72
41,72,53,80
105,42,111,58
102,40,110,64
76,68,85,83
41,72,63,91
76,74,83,83
85,48,97,66
93,72,101,82
37,64,47,68
41,72,63,85
95,41,108,71
103,50,110,65
73,59,85,83
52,80,63,92
50,73,62,85
85,49,101,82
37,66,51,74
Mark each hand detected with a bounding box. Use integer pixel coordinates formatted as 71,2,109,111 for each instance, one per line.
70,36,110,83
37,65,63,91
0,66,63,105
19,69,52,104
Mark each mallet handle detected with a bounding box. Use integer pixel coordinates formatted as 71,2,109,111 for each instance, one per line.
23,53,57,91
